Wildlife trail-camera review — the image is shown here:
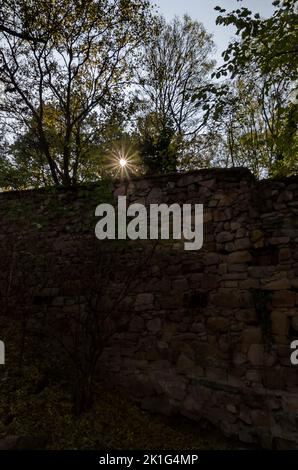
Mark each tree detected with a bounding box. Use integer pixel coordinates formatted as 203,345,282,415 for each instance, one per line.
192,0,297,177
0,0,154,186
215,0,298,84
136,14,215,172
197,71,297,177
52,242,157,415
136,112,180,174
1,99,133,188
0,233,158,415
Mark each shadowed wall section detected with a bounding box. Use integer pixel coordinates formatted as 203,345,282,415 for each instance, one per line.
1,168,298,448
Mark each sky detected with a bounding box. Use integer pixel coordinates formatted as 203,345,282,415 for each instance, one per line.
154,0,275,66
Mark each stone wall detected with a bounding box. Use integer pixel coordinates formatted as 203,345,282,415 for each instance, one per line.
1,168,298,448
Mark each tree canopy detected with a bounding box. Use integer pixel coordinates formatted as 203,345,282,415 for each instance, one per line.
0,0,296,188
0,0,154,186
215,0,298,85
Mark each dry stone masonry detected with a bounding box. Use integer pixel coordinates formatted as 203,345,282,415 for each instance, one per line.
1,168,298,448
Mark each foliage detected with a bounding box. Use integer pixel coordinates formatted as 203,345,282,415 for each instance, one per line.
1,104,133,189
0,0,51,42
136,113,180,174
0,319,232,449
214,0,298,85
192,1,297,177
251,289,274,350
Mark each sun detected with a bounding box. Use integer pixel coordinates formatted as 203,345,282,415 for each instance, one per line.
119,158,127,168
104,141,140,178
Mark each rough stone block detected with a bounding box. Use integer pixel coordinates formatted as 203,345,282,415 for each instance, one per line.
228,251,252,264
272,291,296,307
